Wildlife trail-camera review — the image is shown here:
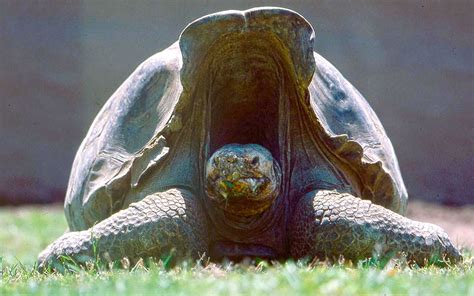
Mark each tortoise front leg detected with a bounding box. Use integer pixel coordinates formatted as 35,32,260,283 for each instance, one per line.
38,188,208,271
289,190,462,266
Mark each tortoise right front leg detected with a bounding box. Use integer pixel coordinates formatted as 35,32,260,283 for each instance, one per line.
289,190,462,266
38,188,209,271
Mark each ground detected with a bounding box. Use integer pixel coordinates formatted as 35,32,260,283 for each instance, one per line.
1,201,473,295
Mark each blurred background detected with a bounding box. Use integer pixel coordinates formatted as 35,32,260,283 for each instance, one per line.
1,0,473,206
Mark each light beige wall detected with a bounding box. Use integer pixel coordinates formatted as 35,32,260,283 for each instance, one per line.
1,0,473,205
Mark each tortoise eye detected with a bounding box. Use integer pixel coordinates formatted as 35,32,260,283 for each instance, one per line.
251,156,259,166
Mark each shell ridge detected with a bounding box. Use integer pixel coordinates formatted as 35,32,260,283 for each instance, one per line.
309,52,408,214
65,43,183,230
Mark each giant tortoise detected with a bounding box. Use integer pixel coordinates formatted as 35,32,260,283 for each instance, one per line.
38,7,461,270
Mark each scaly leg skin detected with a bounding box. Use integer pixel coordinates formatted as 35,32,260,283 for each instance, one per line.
38,188,208,272
289,190,462,266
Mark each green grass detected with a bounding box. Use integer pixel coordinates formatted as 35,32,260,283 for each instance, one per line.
1,206,473,295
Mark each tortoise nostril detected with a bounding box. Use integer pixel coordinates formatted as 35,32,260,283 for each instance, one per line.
251,156,259,166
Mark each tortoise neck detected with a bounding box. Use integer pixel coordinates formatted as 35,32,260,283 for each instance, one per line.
205,189,286,243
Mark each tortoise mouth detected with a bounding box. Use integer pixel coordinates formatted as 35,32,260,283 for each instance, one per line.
207,176,270,202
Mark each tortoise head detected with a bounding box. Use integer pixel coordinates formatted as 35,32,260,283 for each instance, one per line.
205,144,281,216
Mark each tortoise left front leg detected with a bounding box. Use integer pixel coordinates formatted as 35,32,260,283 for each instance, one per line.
289,190,462,266
38,188,208,271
